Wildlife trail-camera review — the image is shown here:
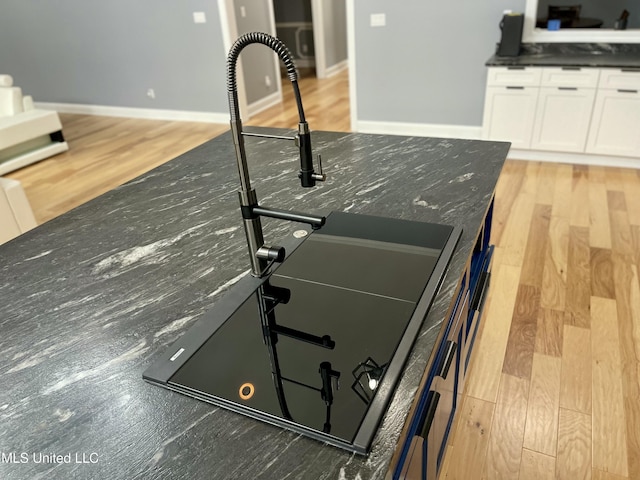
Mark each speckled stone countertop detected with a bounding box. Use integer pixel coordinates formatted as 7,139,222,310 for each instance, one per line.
0,129,508,480
487,42,640,68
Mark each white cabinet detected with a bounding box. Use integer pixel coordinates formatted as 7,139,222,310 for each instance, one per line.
541,67,600,88
598,68,640,90
487,67,542,86
531,87,596,153
482,86,539,149
586,69,640,157
483,66,640,158
586,89,640,156
482,67,540,149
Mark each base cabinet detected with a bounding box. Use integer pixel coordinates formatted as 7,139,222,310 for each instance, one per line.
398,289,467,480
393,200,494,480
483,66,640,158
586,89,640,156
531,87,596,153
482,86,538,149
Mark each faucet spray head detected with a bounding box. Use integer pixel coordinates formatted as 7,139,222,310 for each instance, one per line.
297,122,316,188
297,122,326,188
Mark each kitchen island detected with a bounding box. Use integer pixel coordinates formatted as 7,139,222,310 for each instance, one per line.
0,129,508,479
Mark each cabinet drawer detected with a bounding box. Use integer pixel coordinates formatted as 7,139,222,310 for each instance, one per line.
598,68,640,91
541,67,599,88
487,67,542,87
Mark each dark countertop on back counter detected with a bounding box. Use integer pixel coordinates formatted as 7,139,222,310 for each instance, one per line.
487,42,640,68
0,129,508,480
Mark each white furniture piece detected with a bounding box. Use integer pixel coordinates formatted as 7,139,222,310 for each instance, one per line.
0,177,37,245
482,66,640,158
0,74,68,175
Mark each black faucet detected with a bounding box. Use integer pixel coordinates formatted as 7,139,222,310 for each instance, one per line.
226,32,326,277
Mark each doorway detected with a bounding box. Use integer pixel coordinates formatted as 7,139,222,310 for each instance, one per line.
218,0,348,120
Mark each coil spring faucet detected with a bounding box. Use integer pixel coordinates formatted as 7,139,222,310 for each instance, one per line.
226,32,327,277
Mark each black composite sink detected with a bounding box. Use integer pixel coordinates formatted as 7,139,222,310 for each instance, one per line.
143,212,461,454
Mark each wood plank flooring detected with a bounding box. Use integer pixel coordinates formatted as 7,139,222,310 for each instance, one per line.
6,115,227,224
7,69,349,225
5,67,639,479
443,160,640,480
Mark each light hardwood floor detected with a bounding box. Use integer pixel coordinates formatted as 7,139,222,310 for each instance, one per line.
442,161,640,480
6,69,349,225
6,67,639,479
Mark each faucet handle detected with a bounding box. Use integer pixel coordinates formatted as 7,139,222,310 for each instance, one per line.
256,245,286,263
311,154,327,182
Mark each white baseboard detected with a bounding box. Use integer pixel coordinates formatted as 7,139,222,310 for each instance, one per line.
34,102,230,124
508,148,640,169
325,60,348,78
356,120,482,140
246,91,282,118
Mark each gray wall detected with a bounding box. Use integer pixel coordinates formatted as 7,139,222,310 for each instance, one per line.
0,0,544,129
318,0,348,69
0,1,229,113
233,0,279,105
353,0,526,127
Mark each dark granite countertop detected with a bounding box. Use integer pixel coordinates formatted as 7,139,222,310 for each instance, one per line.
487,42,640,68
0,129,508,480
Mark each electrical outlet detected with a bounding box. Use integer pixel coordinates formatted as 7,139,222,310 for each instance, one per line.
370,13,386,27
240,6,246,18
265,75,271,88
147,88,155,99
302,44,308,54
193,11,206,23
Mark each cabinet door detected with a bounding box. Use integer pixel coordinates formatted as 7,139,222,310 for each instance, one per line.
586,89,640,157
531,87,596,153
482,86,539,149
395,284,468,480
399,391,439,480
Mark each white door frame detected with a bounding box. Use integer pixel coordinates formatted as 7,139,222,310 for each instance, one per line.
220,0,358,130
346,0,357,131
310,0,328,79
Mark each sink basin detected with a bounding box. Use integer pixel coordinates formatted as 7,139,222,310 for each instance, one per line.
144,212,461,454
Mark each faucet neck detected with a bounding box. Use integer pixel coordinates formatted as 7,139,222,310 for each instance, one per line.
225,33,326,277
227,32,305,124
